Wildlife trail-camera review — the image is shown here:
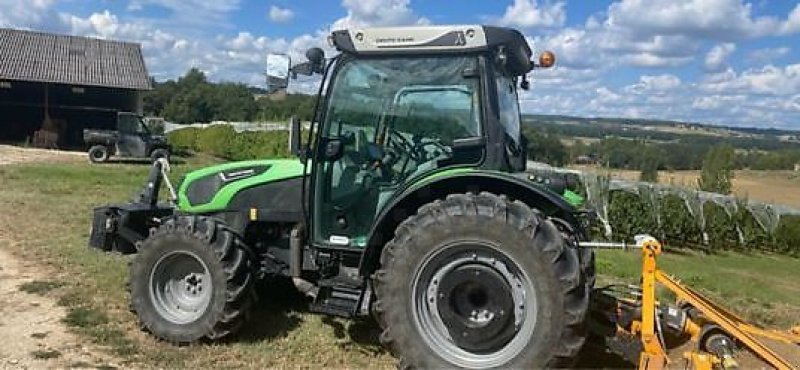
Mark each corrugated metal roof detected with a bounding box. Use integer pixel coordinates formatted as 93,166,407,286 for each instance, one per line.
0,28,151,90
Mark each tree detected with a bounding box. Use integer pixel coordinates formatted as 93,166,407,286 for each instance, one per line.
639,162,659,182
698,144,735,194
638,146,663,183
143,68,259,124
523,128,568,166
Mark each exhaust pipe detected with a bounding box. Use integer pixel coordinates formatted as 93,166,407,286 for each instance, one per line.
289,227,318,299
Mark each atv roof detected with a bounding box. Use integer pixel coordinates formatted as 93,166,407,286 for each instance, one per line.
330,25,533,75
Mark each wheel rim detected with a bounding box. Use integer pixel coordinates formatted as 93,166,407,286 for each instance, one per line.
411,242,537,368
149,250,213,325
91,149,105,160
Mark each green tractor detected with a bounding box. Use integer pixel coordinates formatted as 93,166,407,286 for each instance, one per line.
89,25,594,368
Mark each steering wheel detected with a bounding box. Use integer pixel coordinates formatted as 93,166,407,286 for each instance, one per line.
387,130,418,159
413,139,450,160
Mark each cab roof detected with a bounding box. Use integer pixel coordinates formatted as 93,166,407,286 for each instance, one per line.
330,25,533,75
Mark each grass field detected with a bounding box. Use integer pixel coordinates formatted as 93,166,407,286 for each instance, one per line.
0,157,798,367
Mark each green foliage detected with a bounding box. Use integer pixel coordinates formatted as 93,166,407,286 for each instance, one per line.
658,195,701,247
526,115,800,170
639,164,659,183
703,203,739,251
603,190,799,255
145,68,259,124
167,126,291,160
774,216,800,255
732,203,772,251
699,144,735,194
257,94,316,121
165,127,201,152
608,191,658,241
144,68,318,124
523,127,568,166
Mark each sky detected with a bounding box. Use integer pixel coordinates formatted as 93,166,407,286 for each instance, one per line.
1,0,799,129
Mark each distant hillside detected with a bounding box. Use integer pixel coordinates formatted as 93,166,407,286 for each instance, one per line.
523,114,800,137
523,114,800,152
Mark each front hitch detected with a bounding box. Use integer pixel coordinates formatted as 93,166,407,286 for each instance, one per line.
88,160,176,253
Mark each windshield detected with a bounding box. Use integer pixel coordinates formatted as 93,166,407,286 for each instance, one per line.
322,56,481,182
118,114,147,134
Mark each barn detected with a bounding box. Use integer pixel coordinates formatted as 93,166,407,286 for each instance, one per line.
0,28,151,148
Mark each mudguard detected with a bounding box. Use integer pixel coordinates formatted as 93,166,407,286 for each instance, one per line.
359,169,585,275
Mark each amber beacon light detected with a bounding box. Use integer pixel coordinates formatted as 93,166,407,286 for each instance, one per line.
538,50,556,68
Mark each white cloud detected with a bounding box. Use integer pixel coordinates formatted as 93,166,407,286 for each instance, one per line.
624,53,694,67
691,94,746,110
704,43,736,72
498,0,566,28
781,4,800,34
606,0,798,41
626,74,682,93
331,0,428,30
700,64,800,96
0,0,60,31
126,0,241,19
746,46,790,64
268,6,294,24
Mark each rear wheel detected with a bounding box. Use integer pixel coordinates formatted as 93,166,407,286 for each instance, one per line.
129,216,256,343
88,145,109,163
150,148,170,162
374,192,588,369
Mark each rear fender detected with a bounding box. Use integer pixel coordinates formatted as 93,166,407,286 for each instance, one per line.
358,171,584,276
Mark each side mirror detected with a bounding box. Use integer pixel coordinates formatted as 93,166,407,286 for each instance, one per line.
289,116,301,155
306,48,325,73
266,54,291,92
289,48,327,77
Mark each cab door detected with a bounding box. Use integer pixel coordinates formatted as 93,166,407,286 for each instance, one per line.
310,56,484,249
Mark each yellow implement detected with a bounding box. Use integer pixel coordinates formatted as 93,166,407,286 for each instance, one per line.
586,236,800,370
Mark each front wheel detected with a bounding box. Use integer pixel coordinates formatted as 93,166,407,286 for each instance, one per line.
374,192,588,369
129,216,256,343
88,145,109,163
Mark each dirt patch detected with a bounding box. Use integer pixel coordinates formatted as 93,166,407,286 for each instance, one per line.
0,145,83,166
0,245,119,369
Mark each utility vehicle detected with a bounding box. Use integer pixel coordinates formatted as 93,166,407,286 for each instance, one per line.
90,25,594,368
83,112,170,163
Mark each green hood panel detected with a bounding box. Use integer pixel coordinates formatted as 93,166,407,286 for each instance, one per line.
177,159,308,213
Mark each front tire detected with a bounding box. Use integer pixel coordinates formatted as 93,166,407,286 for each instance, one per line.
129,216,256,343
374,192,588,369
88,145,109,163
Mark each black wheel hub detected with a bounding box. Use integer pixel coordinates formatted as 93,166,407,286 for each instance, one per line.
436,263,516,352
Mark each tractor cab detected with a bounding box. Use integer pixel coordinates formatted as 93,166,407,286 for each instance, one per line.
268,25,555,248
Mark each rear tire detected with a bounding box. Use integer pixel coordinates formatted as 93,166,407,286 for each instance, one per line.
88,145,109,163
150,148,170,162
374,192,588,369
129,216,256,343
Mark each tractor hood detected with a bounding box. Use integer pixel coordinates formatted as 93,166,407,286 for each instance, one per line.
177,159,308,213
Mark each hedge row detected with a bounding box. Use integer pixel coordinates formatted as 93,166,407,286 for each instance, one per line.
167,125,291,161
606,190,800,255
